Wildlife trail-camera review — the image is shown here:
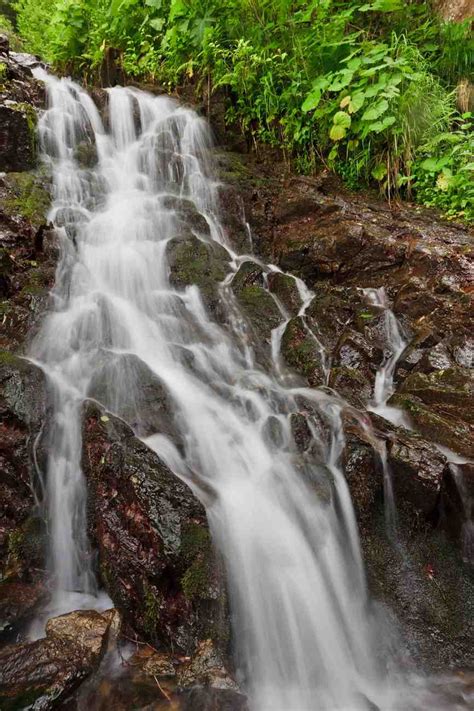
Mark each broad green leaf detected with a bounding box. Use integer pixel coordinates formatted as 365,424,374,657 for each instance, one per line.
361,99,388,121
348,92,365,113
359,0,403,11
329,125,346,141
333,111,351,129
145,0,162,7
302,88,321,112
367,115,396,133
328,70,353,91
346,57,362,71
420,156,450,172
149,17,165,31
372,164,387,180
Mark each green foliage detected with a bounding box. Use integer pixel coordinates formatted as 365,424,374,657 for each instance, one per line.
13,0,474,221
411,113,474,221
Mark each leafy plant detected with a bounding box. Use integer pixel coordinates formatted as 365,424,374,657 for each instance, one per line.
12,0,474,221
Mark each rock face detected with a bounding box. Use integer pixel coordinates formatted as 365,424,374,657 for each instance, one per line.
0,609,115,710
0,49,53,642
218,148,474,670
0,41,44,171
82,404,228,655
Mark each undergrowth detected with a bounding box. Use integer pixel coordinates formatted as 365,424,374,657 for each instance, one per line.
12,0,474,221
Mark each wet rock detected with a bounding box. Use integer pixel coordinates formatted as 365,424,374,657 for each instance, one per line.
390,393,474,459
167,234,231,314
266,271,301,316
0,356,48,578
87,353,178,440
0,609,114,711
179,686,248,711
341,416,382,530
73,139,98,169
82,404,228,654
137,649,176,679
231,261,281,343
362,508,474,672
399,367,473,416
333,329,383,393
162,196,211,237
46,609,116,657
0,580,46,637
0,102,37,172
329,367,373,409
176,639,238,690
440,463,474,559
305,284,363,351
372,415,449,516
280,317,325,387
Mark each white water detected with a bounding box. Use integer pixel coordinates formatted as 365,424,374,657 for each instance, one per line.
29,71,463,709
362,287,409,539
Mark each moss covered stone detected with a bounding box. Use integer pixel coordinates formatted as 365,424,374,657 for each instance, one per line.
167,234,231,313
231,261,282,342
281,316,325,386
3,172,50,227
180,523,214,602
390,393,474,458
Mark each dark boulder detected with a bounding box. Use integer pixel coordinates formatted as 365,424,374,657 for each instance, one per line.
82,404,228,655
87,352,178,440
266,271,301,317
0,609,116,711
230,261,281,344
0,102,37,172
0,356,48,580
280,317,325,387
167,234,231,315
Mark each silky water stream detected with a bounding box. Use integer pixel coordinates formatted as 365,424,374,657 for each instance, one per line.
28,70,469,710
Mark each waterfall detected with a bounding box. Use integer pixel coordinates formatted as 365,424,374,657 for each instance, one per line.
29,70,416,709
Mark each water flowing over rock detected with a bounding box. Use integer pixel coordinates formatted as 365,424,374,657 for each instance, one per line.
1,54,473,709
25,70,393,710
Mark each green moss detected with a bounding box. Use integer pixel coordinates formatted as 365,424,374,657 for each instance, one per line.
3,172,50,226
8,101,37,134
180,522,213,602
180,522,210,563
143,584,161,634
0,349,17,366
18,267,50,298
237,285,281,335
281,317,324,385
181,557,213,601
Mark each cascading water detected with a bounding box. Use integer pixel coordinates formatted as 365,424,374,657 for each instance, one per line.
29,70,461,710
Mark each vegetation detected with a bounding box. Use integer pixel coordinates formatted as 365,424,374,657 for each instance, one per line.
12,0,474,220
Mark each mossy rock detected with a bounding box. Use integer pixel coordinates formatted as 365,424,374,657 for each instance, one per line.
399,367,473,416
390,393,474,459
180,523,214,602
329,366,373,408
3,172,50,227
280,317,325,386
266,271,301,316
0,103,38,172
231,262,281,342
167,234,231,313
